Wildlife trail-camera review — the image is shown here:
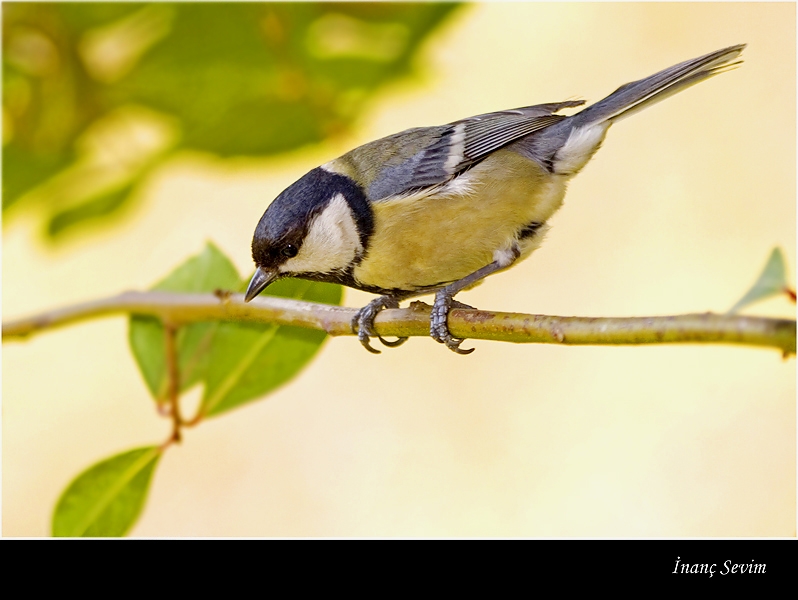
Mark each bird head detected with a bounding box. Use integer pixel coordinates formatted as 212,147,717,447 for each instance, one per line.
245,167,373,302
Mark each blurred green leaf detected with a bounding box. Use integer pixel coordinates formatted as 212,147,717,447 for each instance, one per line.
55,3,145,32
129,242,241,400
729,247,791,314
202,278,343,417
1,145,74,212
46,179,137,238
52,446,161,537
3,2,462,236
2,4,110,207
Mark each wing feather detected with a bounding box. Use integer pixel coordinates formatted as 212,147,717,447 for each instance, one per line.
394,101,584,197
347,101,585,201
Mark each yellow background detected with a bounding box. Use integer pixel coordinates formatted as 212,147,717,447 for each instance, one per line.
3,3,795,536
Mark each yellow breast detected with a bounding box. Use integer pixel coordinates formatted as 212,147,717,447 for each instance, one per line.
353,149,566,291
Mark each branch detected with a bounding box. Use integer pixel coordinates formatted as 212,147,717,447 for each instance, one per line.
2,291,795,355
162,322,183,443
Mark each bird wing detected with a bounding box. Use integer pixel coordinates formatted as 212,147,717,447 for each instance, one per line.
363,101,584,201
455,101,586,169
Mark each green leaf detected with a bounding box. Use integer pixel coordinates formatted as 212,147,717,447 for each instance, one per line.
46,180,138,238
150,241,241,294
129,241,343,415
54,2,144,31
4,3,461,236
201,278,342,417
118,3,462,156
3,4,106,211
129,242,241,400
52,446,161,537
729,247,790,314
1,144,74,212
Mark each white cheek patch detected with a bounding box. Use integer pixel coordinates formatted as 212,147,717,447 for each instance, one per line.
280,193,362,275
553,123,609,176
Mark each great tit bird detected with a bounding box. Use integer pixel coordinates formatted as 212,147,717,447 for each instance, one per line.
245,44,745,354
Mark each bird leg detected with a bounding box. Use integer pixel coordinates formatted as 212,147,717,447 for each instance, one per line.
431,250,519,354
352,295,408,354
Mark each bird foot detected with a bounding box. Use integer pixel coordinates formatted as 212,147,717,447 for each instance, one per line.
351,296,409,354
430,293,475,355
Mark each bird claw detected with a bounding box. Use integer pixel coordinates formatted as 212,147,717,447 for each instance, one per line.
352,296,408,353
353,293,473,355
378,335,408,348
431,293,475,355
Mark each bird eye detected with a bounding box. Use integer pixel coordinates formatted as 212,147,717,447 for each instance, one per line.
281,244,298,258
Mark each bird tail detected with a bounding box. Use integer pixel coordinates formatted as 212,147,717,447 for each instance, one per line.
568,44,746,128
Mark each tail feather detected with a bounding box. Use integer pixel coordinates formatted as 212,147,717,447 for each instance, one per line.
571,44,746,127
523,44,745,174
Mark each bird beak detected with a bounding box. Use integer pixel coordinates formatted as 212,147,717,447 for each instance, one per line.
244,267,278,302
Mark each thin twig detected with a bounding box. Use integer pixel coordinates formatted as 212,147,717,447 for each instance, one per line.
2,291,795,354
163,322,182,443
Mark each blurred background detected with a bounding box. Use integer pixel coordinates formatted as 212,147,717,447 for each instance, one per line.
3,3,795,537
